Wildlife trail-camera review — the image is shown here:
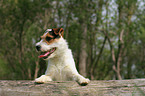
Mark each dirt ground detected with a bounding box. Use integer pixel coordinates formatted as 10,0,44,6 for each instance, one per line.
0,79,145,96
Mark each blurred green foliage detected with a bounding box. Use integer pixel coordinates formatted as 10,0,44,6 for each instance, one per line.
0,0,145,80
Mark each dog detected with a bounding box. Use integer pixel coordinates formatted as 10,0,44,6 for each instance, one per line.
35,28,90,86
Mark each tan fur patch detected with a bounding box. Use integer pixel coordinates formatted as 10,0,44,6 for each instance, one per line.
53,28,64,37
41,32,56,45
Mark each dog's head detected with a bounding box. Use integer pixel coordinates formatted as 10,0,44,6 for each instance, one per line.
36,28,64,60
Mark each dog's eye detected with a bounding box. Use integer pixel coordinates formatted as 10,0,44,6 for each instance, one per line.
45,36,52,41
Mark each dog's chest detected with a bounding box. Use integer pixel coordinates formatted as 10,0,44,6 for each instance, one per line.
46,49,75,81
48,58,70,81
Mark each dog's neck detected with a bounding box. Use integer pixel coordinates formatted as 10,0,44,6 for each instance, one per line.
46,37,71,63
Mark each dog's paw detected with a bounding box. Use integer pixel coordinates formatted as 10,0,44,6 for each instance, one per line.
78,78,90,86
35,75,52,84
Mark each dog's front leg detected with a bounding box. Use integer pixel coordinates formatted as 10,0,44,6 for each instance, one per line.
35,61,56,83
73,74,90,86
35,75,52,83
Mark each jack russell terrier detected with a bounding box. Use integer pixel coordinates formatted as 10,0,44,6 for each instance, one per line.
35,28,90,86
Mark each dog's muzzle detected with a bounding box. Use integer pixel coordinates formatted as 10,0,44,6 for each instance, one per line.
36,45,41,51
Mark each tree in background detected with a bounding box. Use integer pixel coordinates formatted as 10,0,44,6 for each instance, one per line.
0,0,145,80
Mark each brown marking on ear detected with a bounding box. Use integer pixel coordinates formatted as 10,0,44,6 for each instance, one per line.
59,28,64,37
52,28,64,37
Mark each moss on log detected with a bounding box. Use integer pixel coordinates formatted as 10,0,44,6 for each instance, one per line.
0,79,145,96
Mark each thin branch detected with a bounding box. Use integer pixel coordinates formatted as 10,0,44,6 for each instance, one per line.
92,36,107,76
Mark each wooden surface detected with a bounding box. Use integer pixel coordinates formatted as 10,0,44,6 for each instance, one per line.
0,79,145,96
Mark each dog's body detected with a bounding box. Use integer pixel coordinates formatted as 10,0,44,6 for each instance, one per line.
35,28,90,85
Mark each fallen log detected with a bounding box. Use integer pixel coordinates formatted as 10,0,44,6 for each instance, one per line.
0,79,145,96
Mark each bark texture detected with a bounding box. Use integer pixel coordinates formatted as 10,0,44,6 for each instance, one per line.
0,79,145,96
79,24,87,77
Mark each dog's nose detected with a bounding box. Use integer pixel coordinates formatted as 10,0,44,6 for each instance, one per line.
36,45,41,51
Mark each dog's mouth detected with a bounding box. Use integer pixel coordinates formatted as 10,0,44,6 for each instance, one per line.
38,48,56,59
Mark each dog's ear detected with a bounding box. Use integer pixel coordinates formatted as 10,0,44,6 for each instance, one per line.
52,28,64,37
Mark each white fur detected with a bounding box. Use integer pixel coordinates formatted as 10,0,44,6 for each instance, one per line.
46,29,52,31
35,37,90,85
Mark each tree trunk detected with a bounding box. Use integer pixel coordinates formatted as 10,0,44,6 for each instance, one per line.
34,60,39,79
104,31,123,80
79,24,87,77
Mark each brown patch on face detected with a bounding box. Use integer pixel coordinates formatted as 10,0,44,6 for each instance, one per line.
40,28,64,45
41,33,54,39
40,32,54,45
